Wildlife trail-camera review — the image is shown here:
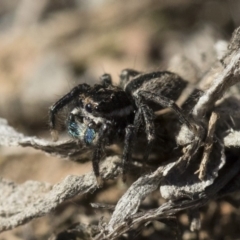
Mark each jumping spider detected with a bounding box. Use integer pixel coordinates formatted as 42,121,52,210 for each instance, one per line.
49,69,196,182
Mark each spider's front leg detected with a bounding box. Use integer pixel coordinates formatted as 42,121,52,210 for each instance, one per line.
49,83,91,140
92,122,111,186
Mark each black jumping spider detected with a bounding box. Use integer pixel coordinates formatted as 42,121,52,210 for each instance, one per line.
49,69,195,182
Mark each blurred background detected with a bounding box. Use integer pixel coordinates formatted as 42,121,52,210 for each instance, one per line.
1,0,240,239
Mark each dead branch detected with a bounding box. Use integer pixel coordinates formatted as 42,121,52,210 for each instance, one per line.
0,155,121,232
95,156,240,240
0,118,91,162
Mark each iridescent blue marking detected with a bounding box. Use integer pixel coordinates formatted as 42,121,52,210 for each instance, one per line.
68,121,81,138
84,128,96,144
68,120,96,144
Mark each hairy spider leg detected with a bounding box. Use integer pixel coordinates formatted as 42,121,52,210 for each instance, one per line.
122,125,135,181
138,90,195,133
92,123,108,185
49,83,91,140
122,97,156,180
133,108,144,134
134,95,156,164
119,69,141,88
100,73,112,87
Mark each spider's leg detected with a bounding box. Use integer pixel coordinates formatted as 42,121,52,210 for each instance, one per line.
92,141,103,184
92,123,108,185
134,108,143,134
122,108,147,180
134,95,156,163
139,90,196,133
49,83,90,139
100,73,112,87
119,69,141,88
122,124,135,181
139,100,156,162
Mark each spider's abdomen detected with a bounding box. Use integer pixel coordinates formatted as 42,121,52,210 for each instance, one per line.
125,71,187,100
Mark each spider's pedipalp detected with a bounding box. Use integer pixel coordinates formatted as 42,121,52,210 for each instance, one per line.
49,83,91,138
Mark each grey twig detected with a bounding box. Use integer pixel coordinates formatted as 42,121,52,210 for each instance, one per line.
0,118,91,162
0,155,121,232
197,112,218,180
95,157,240,240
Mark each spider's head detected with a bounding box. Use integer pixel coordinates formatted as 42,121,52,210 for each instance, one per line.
49,77,133,144
66,82,132,145
67,110,101,145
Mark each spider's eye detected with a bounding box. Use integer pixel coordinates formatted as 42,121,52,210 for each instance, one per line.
85,103,92,113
